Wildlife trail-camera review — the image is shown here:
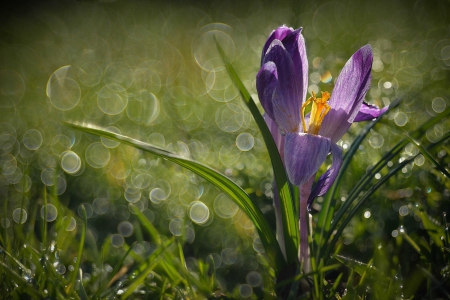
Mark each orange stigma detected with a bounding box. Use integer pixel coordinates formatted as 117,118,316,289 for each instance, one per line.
300,91,331,135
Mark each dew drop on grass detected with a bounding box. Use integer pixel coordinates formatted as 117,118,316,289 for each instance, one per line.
12,208,27,224
61,151,81,174
189,201,210,225
239,284,253,298
23,129,43,150
111,234,124,248
117,221,133,237
169,218,183,236
236,133,254,151
41,204,58,222
246,271,262,287
1,218,11,228
61,216,76,231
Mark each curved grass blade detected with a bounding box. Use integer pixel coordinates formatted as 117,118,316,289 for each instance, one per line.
63,121,285,274
0,261,45,299
405,134,450,179
67,204,87,293
215,38,299,266
130,204,161,245
420,266,450,299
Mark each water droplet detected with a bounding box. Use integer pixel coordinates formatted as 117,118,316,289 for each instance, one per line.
236,133,254,151
189,201,210,225
62,217,76,233
61,151,81,174
117,221,133,237
12,208,27,224
40,204,58,222
111,234,124,248
1,218,11,228
169,218,184,236
23,129,43,150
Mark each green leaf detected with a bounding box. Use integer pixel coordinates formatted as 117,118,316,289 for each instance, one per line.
63,121,285,274
215,38,299,266
130,204,161,245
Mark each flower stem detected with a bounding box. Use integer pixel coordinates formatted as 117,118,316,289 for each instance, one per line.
299,176,314,272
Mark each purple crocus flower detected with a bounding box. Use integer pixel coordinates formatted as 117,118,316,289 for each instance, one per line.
257,25,387,266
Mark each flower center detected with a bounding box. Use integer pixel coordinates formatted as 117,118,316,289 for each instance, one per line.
300,91,331,135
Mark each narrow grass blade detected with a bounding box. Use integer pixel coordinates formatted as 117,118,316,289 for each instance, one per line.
93,242,136,299
215,39,299,266
405,134,450,179
327,272,343,299
130,204,161,245
63,121,285,274
0,261,45,299
67,204,87,293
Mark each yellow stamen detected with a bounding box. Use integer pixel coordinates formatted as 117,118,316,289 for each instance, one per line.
300,91,331,135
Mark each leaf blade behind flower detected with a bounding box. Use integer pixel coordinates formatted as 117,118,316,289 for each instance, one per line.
215,38,299,267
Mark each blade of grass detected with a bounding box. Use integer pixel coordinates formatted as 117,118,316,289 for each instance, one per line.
64,121,285,274
275,263,341,290
121,239,172,299
327,272,343,299
405,134,450,179
130,204,161,245
93,242,137,299
420,266,450,299
176,240,196,298
0,261,45,299
215,38,298,266
67,204,87,293
0,245,32,277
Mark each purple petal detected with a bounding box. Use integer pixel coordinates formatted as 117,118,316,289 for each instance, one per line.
284,133,331,186
353,102,389,122
307,143,343,208
263,40,301,133
264,114,285,163
257,62,278,120
281,28,308,108
320,45,373,143
261,25,294,65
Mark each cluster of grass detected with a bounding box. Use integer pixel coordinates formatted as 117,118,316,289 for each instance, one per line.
2,56,449,300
